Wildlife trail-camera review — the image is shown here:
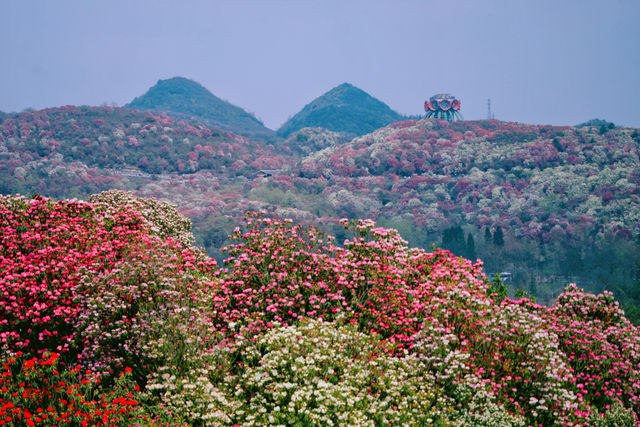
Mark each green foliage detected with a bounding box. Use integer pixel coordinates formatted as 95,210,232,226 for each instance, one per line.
493,226,504,247
575,118,616,129
514,288,536,303
127,77,277,142
441,225,465,255
484,226,492,243
277,83,404,138
441,225,478,260
486,273,509,303
466,233,477,260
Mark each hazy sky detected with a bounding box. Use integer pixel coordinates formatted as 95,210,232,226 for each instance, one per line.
2,1,639,129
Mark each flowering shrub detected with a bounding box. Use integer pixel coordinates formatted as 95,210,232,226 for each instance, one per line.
469,303,585,424
2,194,640,424
88,189,195,247
0,351,152,426
0,194,217,385
0,194,144,358
211,319,440,425
217,213,488,352
549,285,640,417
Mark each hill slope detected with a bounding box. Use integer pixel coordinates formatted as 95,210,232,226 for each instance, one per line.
277,83,404,138
127,77,278,142
0,105,289,197
2,105,640,317
296,118,640,307
300,118,640,241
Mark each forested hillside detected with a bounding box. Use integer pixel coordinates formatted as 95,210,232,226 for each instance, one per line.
0,106,288,198
277,83,405,138
1,106,639,321
127,77,278,142
292,118,640,314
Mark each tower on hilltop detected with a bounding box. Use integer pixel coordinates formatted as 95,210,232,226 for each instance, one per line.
424,94,463,122
487,98,495,120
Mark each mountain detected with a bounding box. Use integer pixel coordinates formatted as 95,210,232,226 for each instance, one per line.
277,83,405,138
127,77,278,142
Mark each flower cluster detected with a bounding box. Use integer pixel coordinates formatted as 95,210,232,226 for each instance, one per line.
0,351,152,426
88,189,195,246
2,195,639,424
0,194,217,384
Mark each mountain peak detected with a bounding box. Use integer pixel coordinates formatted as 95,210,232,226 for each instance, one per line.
333,82,356,89
277,83,404,138
153,76,208,91
127,77,277,142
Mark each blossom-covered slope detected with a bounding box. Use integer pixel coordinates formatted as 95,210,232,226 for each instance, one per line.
290,118,640,309
1,193,639,425
2,106,639,317
0,106,289,197
301,118,639,240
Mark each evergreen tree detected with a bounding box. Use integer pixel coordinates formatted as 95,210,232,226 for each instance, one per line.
493,226,504,247
484,226,492,243
441,225,465,256
466,233,476,261
599,125,608,135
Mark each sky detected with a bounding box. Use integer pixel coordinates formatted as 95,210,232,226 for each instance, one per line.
1,0,639,130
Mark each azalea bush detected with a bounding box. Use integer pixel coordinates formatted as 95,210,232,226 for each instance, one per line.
0,351,152,426
2,194,640,425
550,285,640,415
146,319,441,425
0,193,217,387
88,189,196,246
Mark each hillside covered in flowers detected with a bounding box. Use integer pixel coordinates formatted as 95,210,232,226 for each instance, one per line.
1,106,639,319
1,192,639,425
290,118,640,312
0,105,289,197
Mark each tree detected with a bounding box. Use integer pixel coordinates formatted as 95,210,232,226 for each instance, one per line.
493,226,504,247
466,233,476,261
486,273,508,303
441,225,465,256
484,226,492,243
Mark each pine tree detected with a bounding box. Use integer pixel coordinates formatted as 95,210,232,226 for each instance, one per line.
441,225,465,256
466,233,476,260
484,226,492,243
493,225,504,247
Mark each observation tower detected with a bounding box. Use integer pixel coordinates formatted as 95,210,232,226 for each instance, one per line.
424,94,463,122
